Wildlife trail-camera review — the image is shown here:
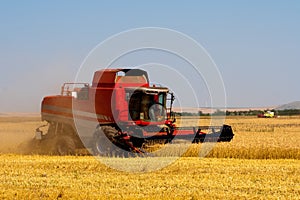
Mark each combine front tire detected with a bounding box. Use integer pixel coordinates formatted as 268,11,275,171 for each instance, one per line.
92,126,118,156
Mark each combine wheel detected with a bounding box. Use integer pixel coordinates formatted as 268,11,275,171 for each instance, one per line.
92,126,119,156
54,135,76,155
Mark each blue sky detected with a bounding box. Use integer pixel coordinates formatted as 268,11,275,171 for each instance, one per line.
0,1,299,112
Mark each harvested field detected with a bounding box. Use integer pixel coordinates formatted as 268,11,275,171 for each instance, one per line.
0,155,299,199
0,116,41,153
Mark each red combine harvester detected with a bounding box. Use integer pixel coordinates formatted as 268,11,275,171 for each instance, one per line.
36,68,234,155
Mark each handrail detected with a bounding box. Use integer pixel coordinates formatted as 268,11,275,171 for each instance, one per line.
61,83,89,96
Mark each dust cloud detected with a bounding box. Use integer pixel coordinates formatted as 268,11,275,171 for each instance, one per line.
0,115,41,154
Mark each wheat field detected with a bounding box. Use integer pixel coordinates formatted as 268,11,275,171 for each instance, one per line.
0,155,299,199
0,115,299,199
172,115,300,159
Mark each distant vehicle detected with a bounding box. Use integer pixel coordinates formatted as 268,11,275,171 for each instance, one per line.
257,111,277,118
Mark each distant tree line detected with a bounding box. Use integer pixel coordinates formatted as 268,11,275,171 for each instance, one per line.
174,109,300,116
276,109,300,116
174,112,202,117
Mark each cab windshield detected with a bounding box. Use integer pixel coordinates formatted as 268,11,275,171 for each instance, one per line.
129,92,166,122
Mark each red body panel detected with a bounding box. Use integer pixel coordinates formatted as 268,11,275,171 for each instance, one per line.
42,69,152,126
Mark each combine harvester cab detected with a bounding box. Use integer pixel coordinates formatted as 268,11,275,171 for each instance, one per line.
36,68,234,156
